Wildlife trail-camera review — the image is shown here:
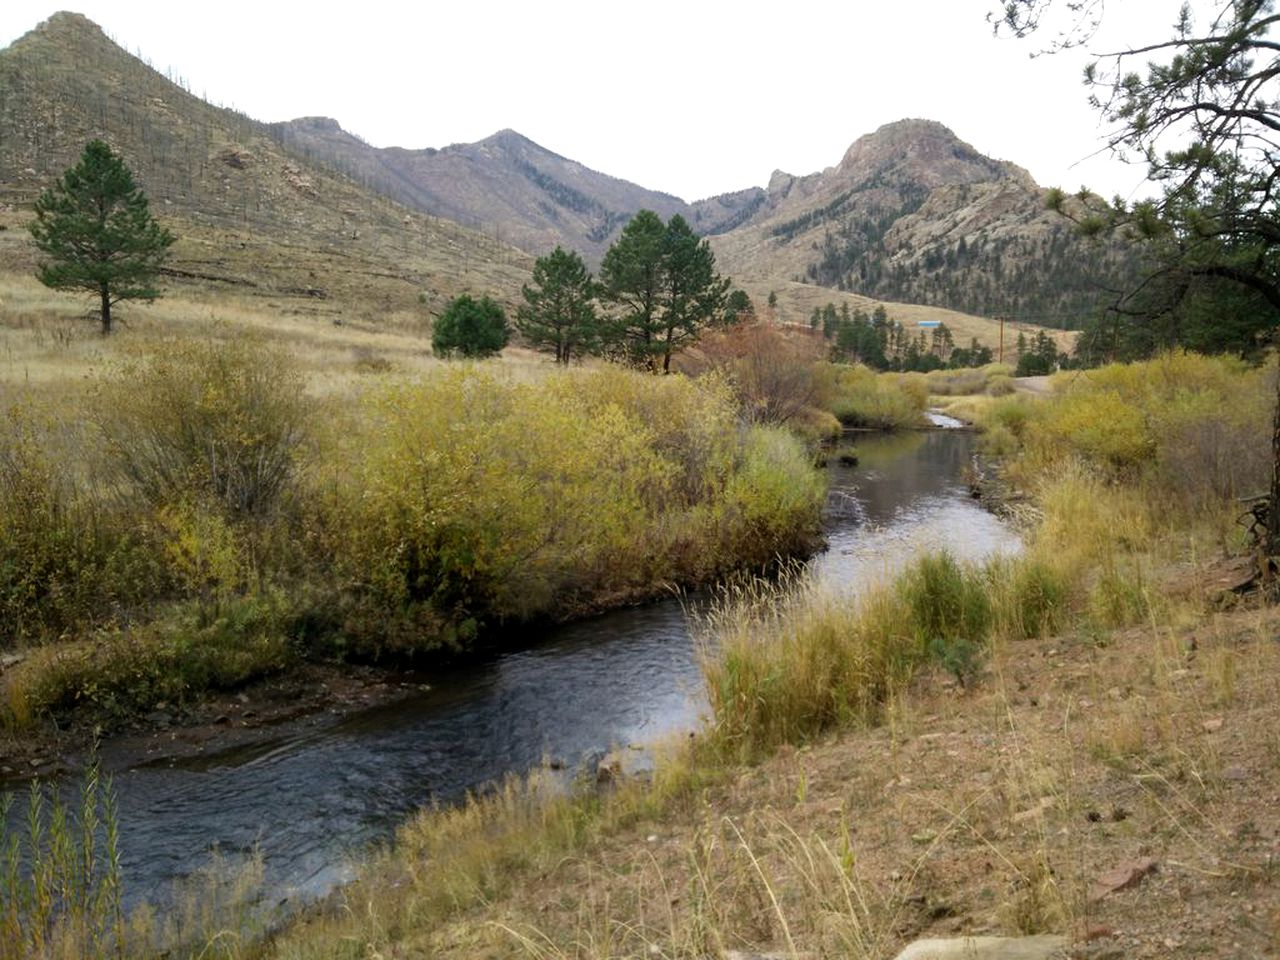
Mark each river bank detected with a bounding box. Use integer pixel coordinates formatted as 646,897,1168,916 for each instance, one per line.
3,422,1009,930
272,594,1277,959
258,352,1278,959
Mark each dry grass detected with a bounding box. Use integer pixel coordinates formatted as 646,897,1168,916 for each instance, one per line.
728,276,1076,357
254,600,1280,960
0,272,603,427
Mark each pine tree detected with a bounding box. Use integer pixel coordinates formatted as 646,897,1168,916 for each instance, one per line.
29,140,175,335
432,294,510,359
516,246,598,364
600,211,729,372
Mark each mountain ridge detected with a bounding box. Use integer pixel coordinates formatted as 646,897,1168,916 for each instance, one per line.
0,11,531,321
0,12,1134,330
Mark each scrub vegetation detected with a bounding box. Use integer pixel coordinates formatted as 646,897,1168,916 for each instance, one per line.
0,325,824,731
224,350,1274,960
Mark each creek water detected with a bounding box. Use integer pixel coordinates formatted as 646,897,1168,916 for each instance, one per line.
30,421,1022,912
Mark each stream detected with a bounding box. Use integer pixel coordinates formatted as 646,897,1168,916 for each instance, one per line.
23,421,1022,913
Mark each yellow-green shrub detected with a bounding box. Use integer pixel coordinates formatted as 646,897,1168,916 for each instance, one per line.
986,373,1016,396
1031,388,1154,473
924,362,1014,397
323,366,824,654
0,407,163,649
823,365,927,429
1031,351,1269,498
94,336,308,517
3,592,295,727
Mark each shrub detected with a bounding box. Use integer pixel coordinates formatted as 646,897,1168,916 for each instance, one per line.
687,322,825,427
0,407,162,648
322,366,824,654
823,365,926,429
3,592,294,728
986,374,1016,396
431,294,510,359
1028,351,1268,502
94,337,307,517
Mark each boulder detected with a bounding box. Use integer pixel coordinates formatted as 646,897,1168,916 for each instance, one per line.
892,936,1068,960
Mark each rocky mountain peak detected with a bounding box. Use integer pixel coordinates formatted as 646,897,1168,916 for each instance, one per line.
289,116,345,134
837,118,1031,191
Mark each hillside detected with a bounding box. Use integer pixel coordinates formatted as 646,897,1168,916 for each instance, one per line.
0,14,1106,348
0,12,532,322
710,120,1141,327
271,119,765,262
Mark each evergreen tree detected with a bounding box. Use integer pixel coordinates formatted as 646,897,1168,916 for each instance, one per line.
29,139,175,335
657,215,730,372
599,210,666,367
516,246,598,364
600,211,729,372
432,294,510,359
724,289,755,324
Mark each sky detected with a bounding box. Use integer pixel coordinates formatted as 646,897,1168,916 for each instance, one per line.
0,1,1208,204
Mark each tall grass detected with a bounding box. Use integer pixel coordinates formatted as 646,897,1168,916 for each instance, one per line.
1,764,123,960
268,742,718,960
700,551,1067,761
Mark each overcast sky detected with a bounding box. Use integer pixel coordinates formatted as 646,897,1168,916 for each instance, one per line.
0,1,1204,203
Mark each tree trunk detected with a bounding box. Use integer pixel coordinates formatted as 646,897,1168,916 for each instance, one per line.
1268,350,1280,560
99,284,112,335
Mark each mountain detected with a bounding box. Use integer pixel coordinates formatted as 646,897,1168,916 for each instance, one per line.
0,12,531,320
271,118,765,262
277,112,1134,326
709,120,1140,326
0,14,1123,338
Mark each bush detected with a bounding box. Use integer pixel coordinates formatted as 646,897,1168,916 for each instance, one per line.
431,294,510,359
94,337,307,517
322,366,824,654
3,593,295,728
986,374,1016,396
823,365,926,429
1029,351,1269,500
0,407,162,648
686,323,825,427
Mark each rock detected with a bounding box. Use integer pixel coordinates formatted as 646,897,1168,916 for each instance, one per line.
1013,796,1055,823
212,714,230,725
1201,717,1224,732
892,936,1068,959
0,652,25,671
1088,858,1158,902
1222,765,1249,781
